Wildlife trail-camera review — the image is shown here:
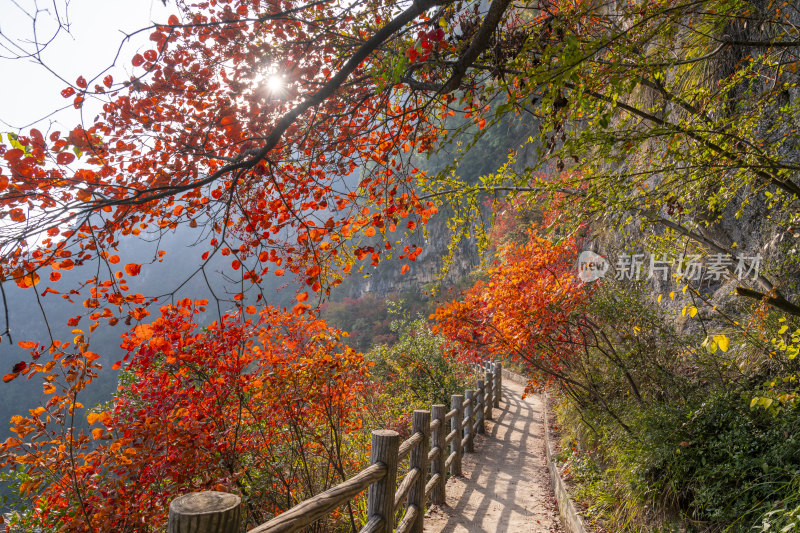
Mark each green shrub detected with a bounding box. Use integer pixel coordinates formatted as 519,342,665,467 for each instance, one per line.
366,301,471,408
559,385,800,532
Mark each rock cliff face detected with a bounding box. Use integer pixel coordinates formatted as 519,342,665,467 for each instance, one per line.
344,208,486,298
341,109,541,299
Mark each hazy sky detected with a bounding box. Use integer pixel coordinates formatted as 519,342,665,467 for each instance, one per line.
0,0,173,132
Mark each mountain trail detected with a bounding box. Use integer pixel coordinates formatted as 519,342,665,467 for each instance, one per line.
423,382,563,533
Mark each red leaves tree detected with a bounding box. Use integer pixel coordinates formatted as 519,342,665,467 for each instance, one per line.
0,0,541,527
0,0,519,335
433,224,591,391
1,300,370,531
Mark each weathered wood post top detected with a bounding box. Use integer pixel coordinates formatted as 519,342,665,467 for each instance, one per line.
168,491,241,533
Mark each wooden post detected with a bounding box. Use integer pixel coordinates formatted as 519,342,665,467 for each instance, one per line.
408,410,430,533
431,404,447,505
484,368,493,421
463,389,475,452
367,429,400,533
475,379,485,434
494,361,502,407
450,394,464,477
168,491,241,533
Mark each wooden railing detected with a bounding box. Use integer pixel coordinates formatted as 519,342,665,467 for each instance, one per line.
166,361,503,533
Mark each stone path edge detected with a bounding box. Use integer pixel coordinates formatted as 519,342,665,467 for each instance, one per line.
501,368,589,533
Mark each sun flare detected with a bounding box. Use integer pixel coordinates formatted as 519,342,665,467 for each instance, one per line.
266,74,284,93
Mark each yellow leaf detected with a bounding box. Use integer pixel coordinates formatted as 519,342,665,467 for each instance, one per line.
713,334,730,352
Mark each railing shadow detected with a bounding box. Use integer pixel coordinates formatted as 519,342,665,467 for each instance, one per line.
425,384,556,533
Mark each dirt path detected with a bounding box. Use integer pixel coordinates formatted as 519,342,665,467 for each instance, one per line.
423,382,563,533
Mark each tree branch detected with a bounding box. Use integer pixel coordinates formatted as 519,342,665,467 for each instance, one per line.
735,287,800,317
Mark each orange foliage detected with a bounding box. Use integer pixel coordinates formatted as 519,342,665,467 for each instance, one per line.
0,301,371,531
0,0,544,526
433,226,591,388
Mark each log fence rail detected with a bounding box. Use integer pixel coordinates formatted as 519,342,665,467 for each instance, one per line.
167,361,503,533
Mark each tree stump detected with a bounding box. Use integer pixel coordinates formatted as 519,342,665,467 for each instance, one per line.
168,491,241,533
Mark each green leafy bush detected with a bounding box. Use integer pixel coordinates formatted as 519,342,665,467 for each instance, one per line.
367,301,471,408
554,281,800,532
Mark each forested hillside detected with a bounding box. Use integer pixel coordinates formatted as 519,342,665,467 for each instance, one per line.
2,0,800,531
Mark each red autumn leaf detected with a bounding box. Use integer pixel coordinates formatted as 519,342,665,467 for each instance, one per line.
56,152,75,165
124,263,141,276
15,272,39,289
103,75,113,88
132,54,145,67
60,86,76,98
133,324,154,341
10,208,25,222
76,76,88,88
143,50,158,62
3,148,24,162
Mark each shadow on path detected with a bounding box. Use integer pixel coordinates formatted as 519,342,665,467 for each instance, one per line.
423,383,562,533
